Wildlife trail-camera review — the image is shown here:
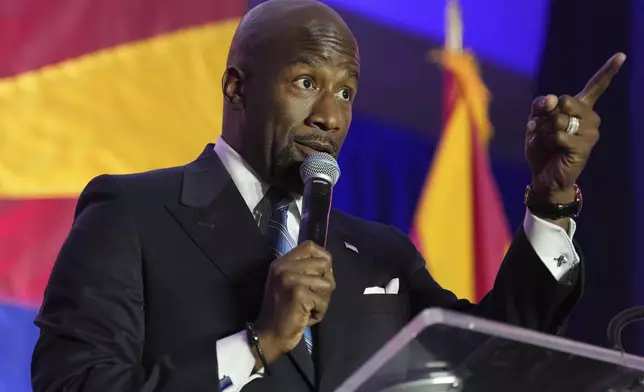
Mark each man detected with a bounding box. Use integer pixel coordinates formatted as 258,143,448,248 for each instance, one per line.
31,0,626,391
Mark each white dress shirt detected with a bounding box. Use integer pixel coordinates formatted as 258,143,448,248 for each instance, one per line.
212,136,580,391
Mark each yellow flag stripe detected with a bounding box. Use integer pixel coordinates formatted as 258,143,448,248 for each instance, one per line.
415,96,474,301
0,19,240,198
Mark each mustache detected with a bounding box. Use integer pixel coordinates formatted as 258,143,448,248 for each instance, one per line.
291,133,338,156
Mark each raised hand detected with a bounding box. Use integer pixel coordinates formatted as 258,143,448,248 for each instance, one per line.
525,52,626,205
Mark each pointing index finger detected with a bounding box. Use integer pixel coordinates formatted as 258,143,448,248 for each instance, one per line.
577,52,626,107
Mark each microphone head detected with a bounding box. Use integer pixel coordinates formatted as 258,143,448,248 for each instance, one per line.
300,152,341,186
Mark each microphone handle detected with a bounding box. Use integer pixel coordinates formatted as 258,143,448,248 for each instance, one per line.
298,177,332,247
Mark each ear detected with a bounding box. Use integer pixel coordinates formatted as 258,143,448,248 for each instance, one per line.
222,66,246,110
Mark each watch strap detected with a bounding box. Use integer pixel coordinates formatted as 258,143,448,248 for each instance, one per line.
524,184,583,220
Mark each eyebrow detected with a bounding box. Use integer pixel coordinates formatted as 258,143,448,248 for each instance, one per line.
291,54,360,80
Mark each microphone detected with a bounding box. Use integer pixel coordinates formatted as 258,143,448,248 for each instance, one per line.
297,152,341,247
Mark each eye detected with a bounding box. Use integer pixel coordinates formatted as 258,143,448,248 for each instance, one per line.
294,76,315,90
335,88,352,102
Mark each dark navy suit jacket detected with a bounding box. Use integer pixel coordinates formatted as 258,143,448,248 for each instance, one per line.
31,145,582,392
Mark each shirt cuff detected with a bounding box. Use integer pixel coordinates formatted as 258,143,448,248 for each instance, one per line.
217,330,264,391
523,208,580,282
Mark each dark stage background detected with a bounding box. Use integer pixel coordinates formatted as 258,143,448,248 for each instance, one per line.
535,0,639,352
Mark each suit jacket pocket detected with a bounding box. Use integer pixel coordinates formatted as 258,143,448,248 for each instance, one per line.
344,295,410,374
355,294,407,314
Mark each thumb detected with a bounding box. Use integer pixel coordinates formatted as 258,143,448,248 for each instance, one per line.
530,94,558,118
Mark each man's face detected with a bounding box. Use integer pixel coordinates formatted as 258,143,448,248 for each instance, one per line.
245,20,360,194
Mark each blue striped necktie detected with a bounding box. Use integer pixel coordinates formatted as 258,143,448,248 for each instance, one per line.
264,188,314,355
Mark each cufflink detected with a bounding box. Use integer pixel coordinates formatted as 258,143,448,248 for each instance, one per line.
554,254,568,267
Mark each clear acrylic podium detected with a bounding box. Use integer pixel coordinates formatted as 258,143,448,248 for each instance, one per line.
334,308,644,392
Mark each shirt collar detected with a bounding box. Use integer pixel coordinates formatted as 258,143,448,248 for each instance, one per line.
213,136,303,214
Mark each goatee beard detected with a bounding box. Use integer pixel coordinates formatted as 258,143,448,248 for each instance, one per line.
272,141,304,195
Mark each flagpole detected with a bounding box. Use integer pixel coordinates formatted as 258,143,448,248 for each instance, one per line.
445,0,463,53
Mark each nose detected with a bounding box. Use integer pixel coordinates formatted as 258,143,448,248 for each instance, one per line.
305,91,341,132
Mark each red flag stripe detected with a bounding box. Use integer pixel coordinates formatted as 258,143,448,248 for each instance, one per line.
0,198,77,307
0,0,246,78
471,124,511,300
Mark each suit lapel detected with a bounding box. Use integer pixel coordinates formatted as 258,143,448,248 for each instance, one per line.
288,337,316,387
166,145,316,388
166,144,270,285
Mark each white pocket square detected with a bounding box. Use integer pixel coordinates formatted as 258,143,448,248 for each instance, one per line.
363,278,399,295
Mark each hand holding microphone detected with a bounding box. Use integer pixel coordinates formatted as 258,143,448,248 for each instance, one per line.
254,152,340,365
254,241,335,364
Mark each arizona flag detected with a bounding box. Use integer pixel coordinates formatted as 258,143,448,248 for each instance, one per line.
411,0,511,302
0,1,245,390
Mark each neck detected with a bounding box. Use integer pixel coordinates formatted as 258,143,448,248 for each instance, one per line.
221,128,271,185
221,123,303,196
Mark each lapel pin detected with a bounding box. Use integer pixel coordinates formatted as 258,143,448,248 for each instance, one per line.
344,242,359,253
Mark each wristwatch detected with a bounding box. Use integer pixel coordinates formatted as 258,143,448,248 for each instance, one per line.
524,184,583,220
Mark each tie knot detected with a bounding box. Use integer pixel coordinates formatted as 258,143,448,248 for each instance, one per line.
265,187,294,213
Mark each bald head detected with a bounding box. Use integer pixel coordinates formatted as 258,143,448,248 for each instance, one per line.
221,0,360,194
227,0,356,69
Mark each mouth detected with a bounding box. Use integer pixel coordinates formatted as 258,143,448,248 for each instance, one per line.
294,141,335,156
